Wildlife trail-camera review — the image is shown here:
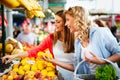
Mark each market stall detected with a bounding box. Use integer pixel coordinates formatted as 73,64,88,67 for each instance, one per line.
0,0,45,57
0,0,59,80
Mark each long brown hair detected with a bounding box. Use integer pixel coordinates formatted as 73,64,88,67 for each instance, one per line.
53,10,74,53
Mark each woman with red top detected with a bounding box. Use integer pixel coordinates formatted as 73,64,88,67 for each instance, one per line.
2,10,75,80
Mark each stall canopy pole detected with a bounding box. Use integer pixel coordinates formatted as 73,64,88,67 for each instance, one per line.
1,5,6,57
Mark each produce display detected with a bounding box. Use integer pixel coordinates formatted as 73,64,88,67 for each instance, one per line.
0,0,45,18
0,37,23,56
1,49,58,80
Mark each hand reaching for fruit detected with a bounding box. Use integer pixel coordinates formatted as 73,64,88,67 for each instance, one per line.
42,54,54,63
2,55,17,64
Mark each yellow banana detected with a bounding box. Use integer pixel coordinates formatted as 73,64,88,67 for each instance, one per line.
0,0,45,18
25,10,34,18
36,11,45,18
0,0,20,8
18,0,42,11
17,0,33,10
26,10,45,18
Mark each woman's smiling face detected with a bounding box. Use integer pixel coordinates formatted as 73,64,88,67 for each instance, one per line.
54,15,64,32
65,14,76,33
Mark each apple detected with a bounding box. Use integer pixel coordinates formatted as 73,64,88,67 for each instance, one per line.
34,72,42,78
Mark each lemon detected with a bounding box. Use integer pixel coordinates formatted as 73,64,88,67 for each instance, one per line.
31,64,37,72
37,63,44,70
18,66,24,75
41,69,48,76
18,69,24,75
45,53,53,59
23,64,30,71
21,57,30,65
13,64,19,68
12,68,19,72
46,66,54,71
37,51,44,57
8,75,13,80
47,71,55,77
47,62,55,68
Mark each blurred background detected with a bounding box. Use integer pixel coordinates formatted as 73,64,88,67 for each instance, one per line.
0,0,120,43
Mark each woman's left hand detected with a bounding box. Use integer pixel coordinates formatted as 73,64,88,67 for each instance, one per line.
84,51,106,64
42,54,55,63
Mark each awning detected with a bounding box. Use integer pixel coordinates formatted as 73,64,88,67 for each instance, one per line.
109,15,120,23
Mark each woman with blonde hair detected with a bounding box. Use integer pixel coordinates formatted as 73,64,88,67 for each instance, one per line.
65,6,120,74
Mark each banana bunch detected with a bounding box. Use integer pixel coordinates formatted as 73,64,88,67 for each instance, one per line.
0,0,20,8
18,0,42,11
26,10,45,18
0,0,45,18
19,0,45,18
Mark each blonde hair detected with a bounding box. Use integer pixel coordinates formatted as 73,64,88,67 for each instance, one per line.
65,6,91,43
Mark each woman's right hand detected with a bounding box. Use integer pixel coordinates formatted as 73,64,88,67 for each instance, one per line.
2,55,16,64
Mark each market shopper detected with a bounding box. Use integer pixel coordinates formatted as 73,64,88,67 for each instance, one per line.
64,6,120,74
16,22,37,46
2,10,75,80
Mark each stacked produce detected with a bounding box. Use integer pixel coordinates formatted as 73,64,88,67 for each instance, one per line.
0,37,23,56
1,50,57,80
0,0,45,18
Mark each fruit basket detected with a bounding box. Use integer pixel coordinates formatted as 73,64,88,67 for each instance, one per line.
73,59,120,80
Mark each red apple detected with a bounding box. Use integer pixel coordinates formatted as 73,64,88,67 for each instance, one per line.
34,72,42,78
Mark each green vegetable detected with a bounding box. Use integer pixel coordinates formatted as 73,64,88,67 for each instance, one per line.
95,64,116,80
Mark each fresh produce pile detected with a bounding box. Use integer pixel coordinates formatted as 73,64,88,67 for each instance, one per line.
0,37,23,56
1,51,57,80
95,64,116,80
